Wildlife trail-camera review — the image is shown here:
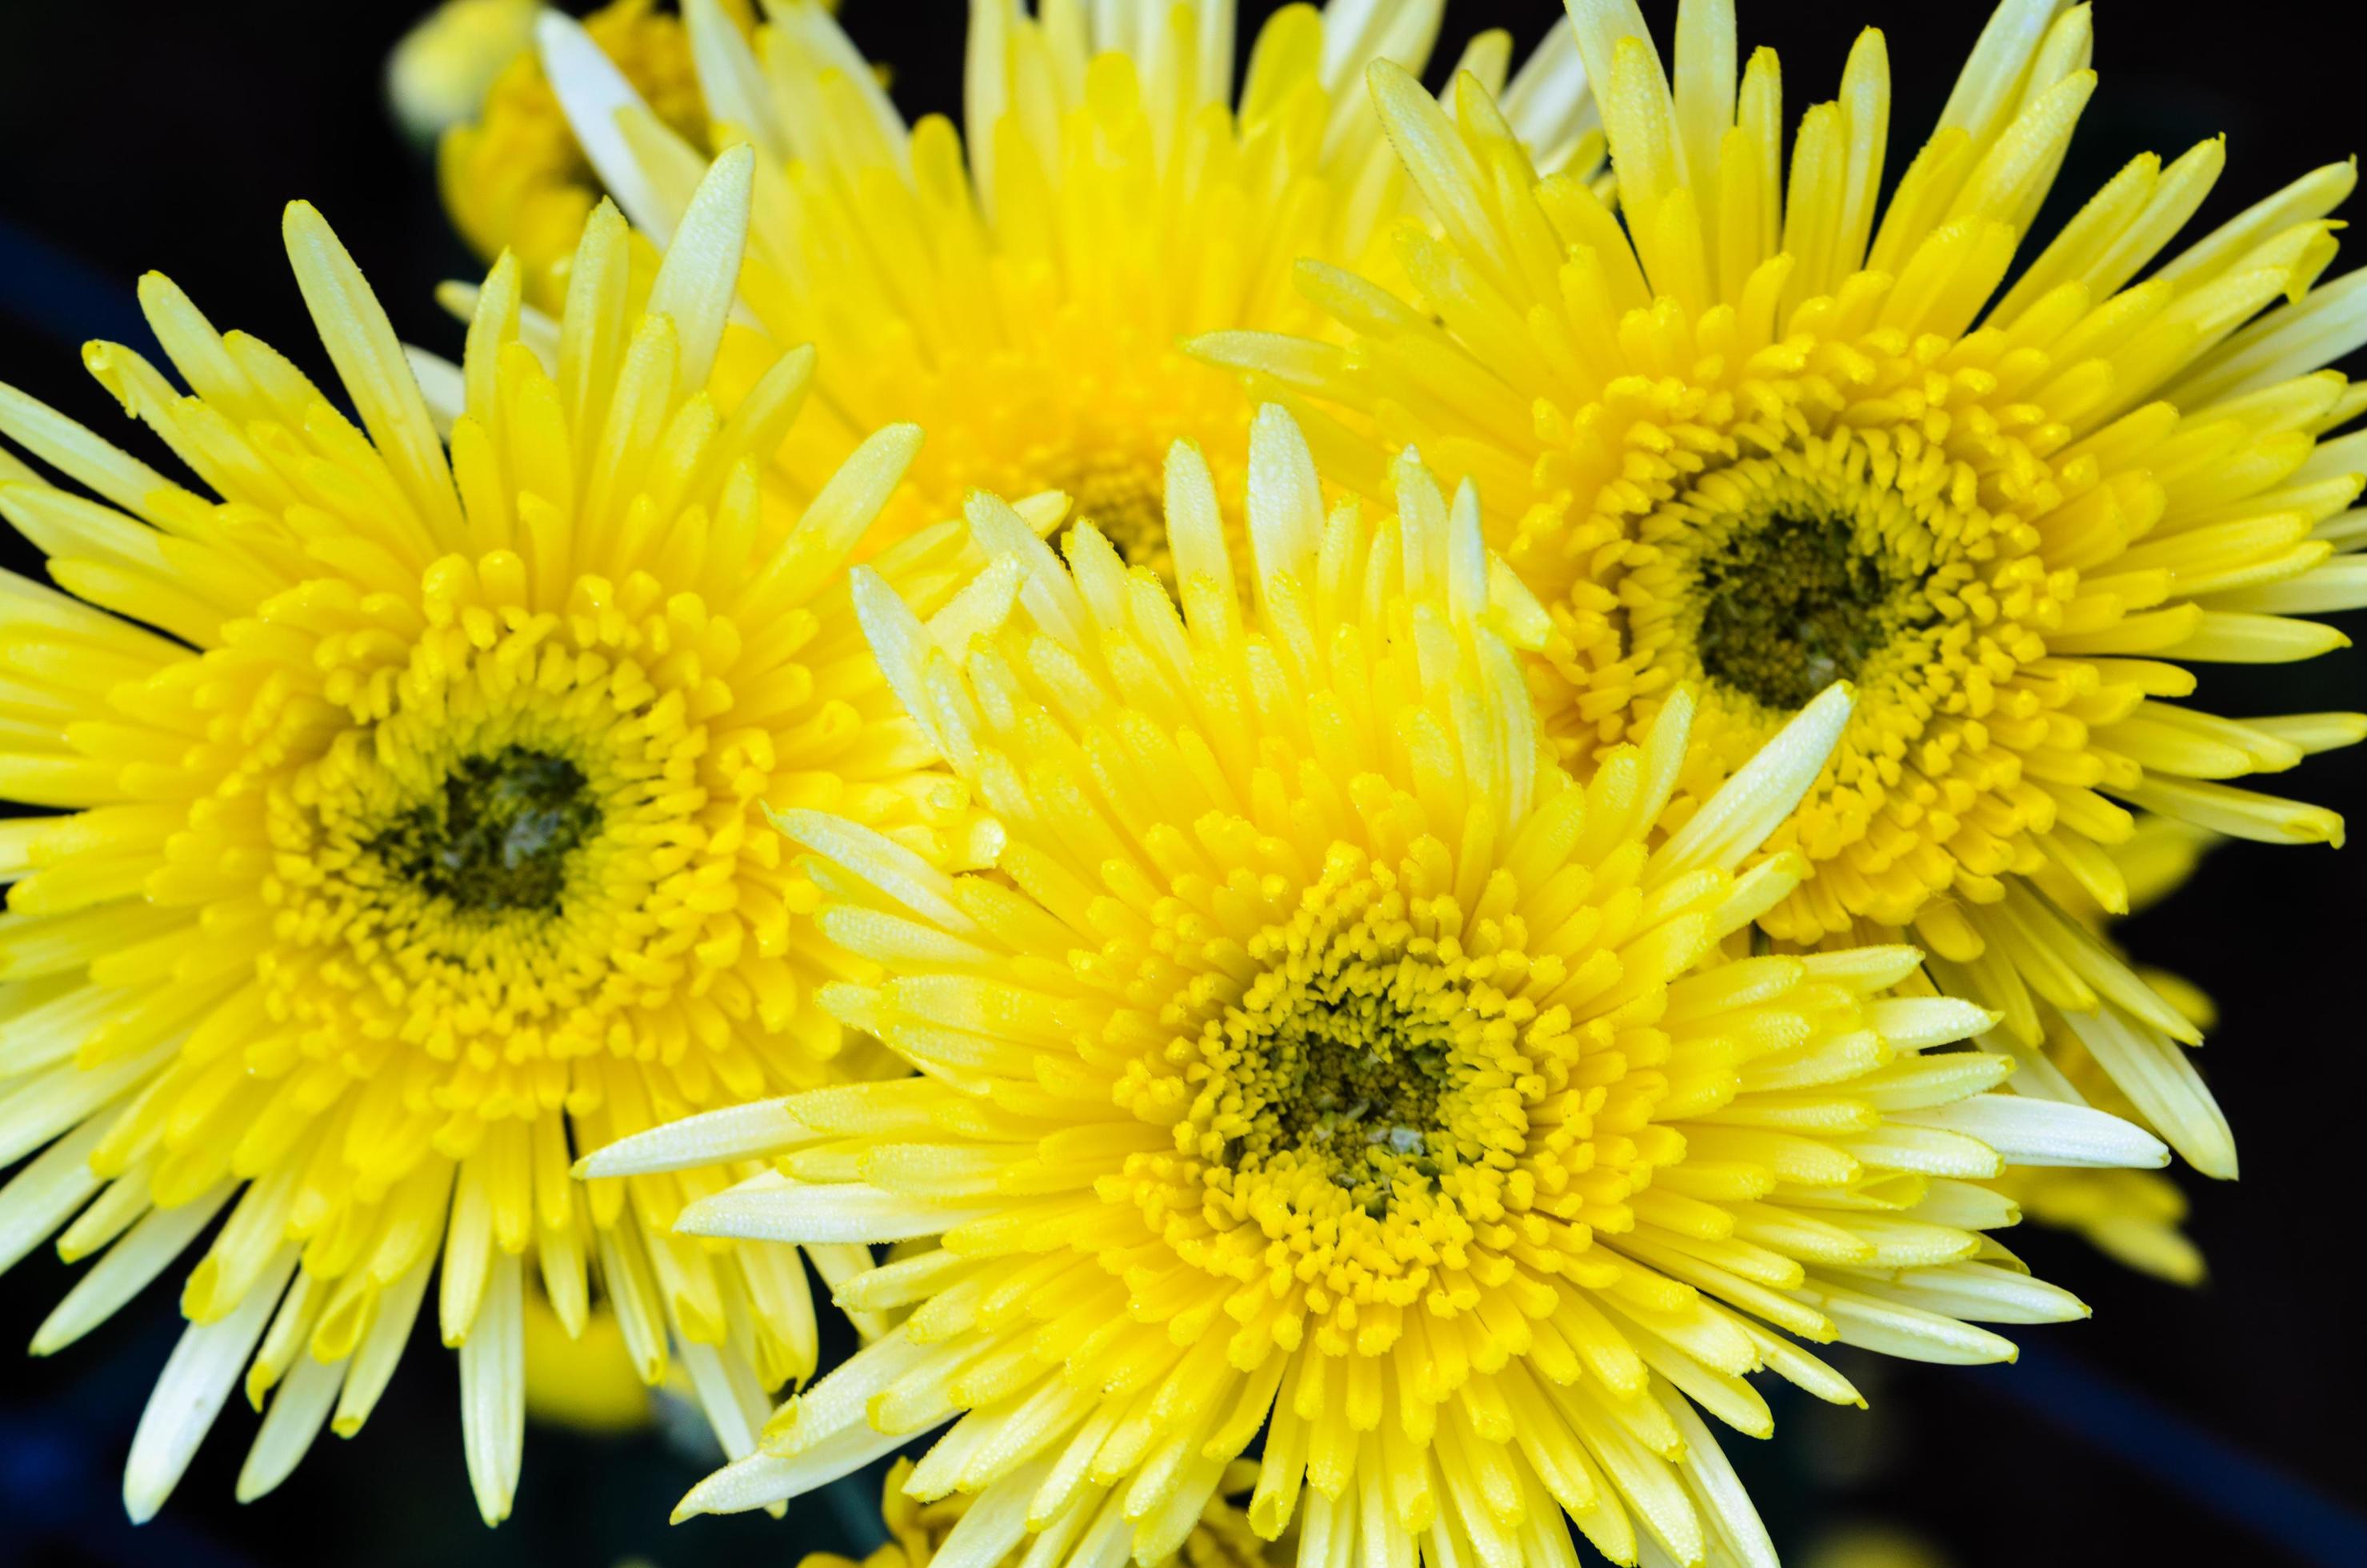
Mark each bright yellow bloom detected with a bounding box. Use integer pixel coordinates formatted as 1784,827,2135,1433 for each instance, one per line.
0,151,974,1523
440,0,748,291
522,0,1601,561
1199,0,2367,1184
798,1457,1277,1568
589,412,2164,1566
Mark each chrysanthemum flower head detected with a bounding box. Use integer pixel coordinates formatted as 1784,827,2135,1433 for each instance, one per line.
587,409,2166,1566
1198,0,2367,1184
522,0,1601,564
0,148,978,1523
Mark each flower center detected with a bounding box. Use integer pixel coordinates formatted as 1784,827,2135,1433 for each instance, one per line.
1065,451,1171,577
1610,448,1977,734
1693,498,1934,711
1158,850,1548,1219
1229,959,1455,1210
1683,474,1938,714
258,567,779,1092
371,745,602,913
1120,846,1570,1298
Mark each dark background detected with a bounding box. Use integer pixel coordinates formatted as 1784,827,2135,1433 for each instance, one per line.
2,2,2363,1565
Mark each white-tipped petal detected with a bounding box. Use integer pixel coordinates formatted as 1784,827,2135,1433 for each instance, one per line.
123,1246,298,1524
1365,58,1504,269
1656,683,1855,878
0,1048,178,1170
926,1453,1055,1563
965,489,1092,652
1636,685,1698,831
771,810,973,933
675,1172,993,1244
673,1419,910,1521
2060,1004,2239,1178
458,1251,525,1526
766,0,910,171
236,1352,347,1503
762,1329,928,1453
1868,996,2001,1051
925,555,1026,655
1393,446,1449,593
578,1098,811,1178
1895,1093,2170,1169
676,1335,770,1465
1501,6,1597,153
1164,438,1235,632
1009,491,1070,538
1841,1261,2089,1326
1445,478,1489,622
850,564,942,756
332,1250,434,1438
536,10,678,240
0,1114,110,1276
1660,1390,1778,1568
1710,850,1808,934
646,145,754,391
1903,1179,2022,1232
34,1184,235,1356
682,0,785,159
1245,404,1325,603
782,423,924,585
1799,1278,2022,1366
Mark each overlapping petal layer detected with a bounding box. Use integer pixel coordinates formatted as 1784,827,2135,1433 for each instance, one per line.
510,0,1603,562
589,410,2165,1567
1197,0,2367,1182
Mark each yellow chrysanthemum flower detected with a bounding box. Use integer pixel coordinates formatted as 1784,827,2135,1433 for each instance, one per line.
440,0,750,290
798,1457,1278,1568
0,150,978,1524
1199,0,2367,1184
521,0,1601,560
587,411,2165,1566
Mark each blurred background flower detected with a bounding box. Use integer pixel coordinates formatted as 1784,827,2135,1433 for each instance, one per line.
386,0,542,146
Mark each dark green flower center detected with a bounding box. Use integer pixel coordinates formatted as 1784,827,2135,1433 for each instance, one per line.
1693,501,1936,711
1277,1016,1448,1159
1064,455,1170,577
375,746,602,912
1234,980,1454,1214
